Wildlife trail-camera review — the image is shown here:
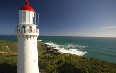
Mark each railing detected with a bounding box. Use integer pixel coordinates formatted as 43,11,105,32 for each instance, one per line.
16,25,39,34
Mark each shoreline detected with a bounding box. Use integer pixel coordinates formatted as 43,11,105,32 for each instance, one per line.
0,40,116,73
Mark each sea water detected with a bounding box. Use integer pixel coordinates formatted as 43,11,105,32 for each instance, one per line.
0,35,116,63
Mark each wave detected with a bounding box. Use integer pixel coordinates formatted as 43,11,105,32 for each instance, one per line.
37,40,42,42
45,41,87,56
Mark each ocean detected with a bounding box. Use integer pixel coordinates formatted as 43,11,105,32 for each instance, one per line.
0,35,116,63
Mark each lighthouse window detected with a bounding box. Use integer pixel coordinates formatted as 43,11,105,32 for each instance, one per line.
18,25,21,33
36,26,38,33
19,11,23,23
22,11,26,23
19,12,21,23
33,13,36,24
29,26,32,33
22,25,26,33
26,11,30,24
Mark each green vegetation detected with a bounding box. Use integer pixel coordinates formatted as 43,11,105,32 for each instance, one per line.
0,40,17,54
39,53,116,73
0,40,116,73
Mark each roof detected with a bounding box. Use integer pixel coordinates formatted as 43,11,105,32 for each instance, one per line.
20,0,35,12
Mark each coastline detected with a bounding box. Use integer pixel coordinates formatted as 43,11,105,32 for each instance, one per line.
0,40,116,73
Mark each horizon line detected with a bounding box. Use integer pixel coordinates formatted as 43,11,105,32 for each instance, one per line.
0,35,116,38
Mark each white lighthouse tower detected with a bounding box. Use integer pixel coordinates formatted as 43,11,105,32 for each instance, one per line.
16,0,39,73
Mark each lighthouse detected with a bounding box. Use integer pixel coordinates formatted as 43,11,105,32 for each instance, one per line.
16,0,39,73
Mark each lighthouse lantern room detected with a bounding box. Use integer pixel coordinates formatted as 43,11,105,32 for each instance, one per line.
16,0,39,73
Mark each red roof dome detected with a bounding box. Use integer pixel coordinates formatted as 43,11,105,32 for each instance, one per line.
20,0,35,12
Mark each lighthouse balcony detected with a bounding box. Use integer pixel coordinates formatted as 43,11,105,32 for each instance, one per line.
16,25,39,34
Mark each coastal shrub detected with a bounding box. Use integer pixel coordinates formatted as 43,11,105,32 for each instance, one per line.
0,63,17,73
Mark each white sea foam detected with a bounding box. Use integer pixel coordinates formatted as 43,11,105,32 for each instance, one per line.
45,42,87,56
37,40,42,42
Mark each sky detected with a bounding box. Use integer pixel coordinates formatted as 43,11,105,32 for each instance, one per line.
0,0,116,37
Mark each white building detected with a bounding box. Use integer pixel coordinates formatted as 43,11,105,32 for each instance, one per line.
16,0,39,73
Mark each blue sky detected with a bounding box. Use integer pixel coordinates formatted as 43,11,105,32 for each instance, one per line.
0,0,116,37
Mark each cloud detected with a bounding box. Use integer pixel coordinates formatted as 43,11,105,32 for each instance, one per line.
102,26,116,29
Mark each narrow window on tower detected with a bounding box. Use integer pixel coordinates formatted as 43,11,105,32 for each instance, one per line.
29,26,32,33
33,13,36,24
22,25,26,33
36,26,38,33
26,11,29,24
22,11,24,23
19,11,23,24
22,11,26,23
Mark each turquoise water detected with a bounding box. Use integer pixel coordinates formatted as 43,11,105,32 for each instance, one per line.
0,35,116,63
